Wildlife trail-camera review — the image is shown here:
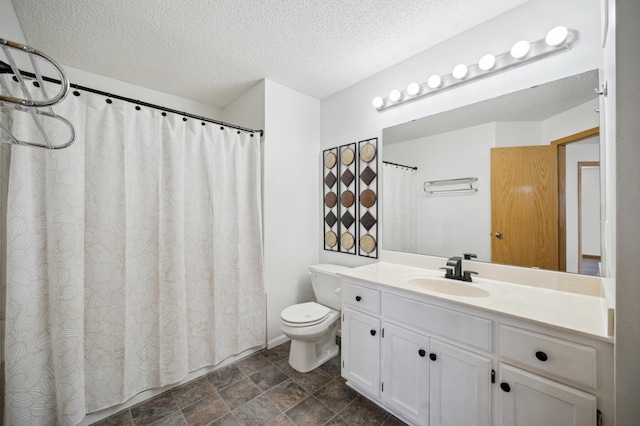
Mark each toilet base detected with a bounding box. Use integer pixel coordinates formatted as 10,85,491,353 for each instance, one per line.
287,322,339,373
289,339,339,373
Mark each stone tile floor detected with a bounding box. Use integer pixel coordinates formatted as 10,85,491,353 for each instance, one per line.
90,342,407,426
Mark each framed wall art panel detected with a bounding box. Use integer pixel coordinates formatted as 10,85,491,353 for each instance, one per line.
322,147,339,252
337,143,357,255
357,138,378,258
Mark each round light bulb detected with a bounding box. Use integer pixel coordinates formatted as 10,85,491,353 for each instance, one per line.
389,89,401,102
407,82,420,96
427,74,442,89
510,40,530,59
372,96,384,109
478,54,496,71
545,26,568,47
452,64,468,80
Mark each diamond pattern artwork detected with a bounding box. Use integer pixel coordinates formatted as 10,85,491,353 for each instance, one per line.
360,211,376,231
340,169,355,187
325,211,337,228
358,138,378,258
341,211,355,229
338,143,357,255
324,172,337,189
322,138,377,256
323,147,339,251
360,167,376,186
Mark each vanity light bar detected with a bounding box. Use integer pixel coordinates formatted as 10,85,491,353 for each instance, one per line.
372,26,579,111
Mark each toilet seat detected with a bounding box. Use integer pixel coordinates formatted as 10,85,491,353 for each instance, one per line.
281,302,331,327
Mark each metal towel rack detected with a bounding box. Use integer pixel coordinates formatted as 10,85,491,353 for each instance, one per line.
423,177,478,195
0,38,75,149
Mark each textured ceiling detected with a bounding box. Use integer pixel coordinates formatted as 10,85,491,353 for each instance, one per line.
11,0,527,108
383,69,600,145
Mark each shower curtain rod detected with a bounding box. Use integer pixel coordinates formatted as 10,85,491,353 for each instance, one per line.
1,61,264,137
383,160,417,170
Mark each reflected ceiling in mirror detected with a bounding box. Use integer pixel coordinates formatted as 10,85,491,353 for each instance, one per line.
382,69,601,275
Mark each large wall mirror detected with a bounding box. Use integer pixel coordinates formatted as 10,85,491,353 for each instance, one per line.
382,69,602,276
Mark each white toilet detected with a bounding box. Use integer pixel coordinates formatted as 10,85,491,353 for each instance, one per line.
280,264,350,373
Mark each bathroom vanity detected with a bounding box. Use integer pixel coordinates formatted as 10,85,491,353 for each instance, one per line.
339,260,613,426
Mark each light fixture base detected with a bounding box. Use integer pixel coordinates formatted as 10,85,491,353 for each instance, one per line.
372,28,579,111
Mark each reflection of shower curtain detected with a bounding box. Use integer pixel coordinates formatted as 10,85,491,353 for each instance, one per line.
4,88,265,424
382,163,417,252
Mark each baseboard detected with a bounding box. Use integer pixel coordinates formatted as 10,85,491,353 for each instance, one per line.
268,334,291,349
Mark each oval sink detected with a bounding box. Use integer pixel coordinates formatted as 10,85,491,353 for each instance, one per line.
407,278,490,298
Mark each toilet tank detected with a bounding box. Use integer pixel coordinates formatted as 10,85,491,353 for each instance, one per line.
309,264,350,310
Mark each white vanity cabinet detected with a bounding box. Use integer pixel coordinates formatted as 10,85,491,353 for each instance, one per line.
429,339,491,426
341,281,382,397
340,276,613,426
496,325,600,426
498,364,597,426
342,281,492,426
341,307,380,397
381,322,430,425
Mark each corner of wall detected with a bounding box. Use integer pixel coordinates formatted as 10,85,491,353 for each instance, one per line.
221,80,266,131
262,80,321,341
0,0,27,44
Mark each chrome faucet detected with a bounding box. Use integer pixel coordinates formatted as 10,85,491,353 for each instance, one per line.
441,254,478,282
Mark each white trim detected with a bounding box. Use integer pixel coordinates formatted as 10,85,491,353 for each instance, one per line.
268,333,291,350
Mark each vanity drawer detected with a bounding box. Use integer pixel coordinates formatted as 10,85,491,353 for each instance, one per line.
499,325,597,389
383,293,491,352
343,282,380,315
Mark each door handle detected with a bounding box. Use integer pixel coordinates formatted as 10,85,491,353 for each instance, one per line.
495,232,503,239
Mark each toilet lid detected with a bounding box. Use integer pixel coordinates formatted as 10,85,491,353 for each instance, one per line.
281,302,331,325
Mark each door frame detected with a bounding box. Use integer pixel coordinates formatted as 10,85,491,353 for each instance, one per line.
551,126,600,272
578,161,600,273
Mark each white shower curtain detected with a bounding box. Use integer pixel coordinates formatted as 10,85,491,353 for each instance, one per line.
4,88,266,424
382,163,417,252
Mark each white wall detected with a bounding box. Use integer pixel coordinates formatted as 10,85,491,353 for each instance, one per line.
613,0,640,423
65,66,222,120
542,98,600,142
263,80,320,345
320,0,602,267
222,80,265,131
495,122,543,147
384,123,494,261
1,0,26,44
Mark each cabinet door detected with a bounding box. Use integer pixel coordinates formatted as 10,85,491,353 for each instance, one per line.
381,322,430,425
429,339,491,426
499,364,597,426
342,308,380,397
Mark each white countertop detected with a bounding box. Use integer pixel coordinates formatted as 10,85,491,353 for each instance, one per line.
339,261,611,341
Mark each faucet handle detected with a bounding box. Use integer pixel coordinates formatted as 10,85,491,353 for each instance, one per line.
439,267,454,278
463,253,478,260
463,270,478,282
